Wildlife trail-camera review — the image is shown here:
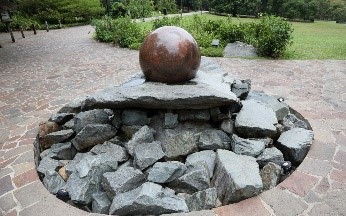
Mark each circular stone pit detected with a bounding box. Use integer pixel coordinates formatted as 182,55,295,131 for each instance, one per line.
34,58,314,215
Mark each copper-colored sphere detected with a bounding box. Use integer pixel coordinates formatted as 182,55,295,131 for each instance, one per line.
139,26,201,83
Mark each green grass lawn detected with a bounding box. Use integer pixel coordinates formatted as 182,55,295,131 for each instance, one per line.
283,21,346,59
143,14,346,59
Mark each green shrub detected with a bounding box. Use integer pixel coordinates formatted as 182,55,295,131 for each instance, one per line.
129,42,142,50
94,16,149,48
94,17,116,42
253,15,293,58
200,47,224,57
152,16,181,29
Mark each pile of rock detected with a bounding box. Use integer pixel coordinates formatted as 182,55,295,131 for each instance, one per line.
34,59,313,215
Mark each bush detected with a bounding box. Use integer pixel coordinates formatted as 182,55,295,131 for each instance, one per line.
152,16,181,29
253,16,293,58
94,16,149,48
129,42,142,50
200,47,224,57
94,17,116,42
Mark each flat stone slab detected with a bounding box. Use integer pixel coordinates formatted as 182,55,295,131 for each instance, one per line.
223,41,257,58
65,72,239,111
235,99,278,138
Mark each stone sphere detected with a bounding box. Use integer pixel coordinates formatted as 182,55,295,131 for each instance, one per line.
139,26,201,83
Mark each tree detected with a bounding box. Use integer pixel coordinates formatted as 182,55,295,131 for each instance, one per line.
155,0,178,13
15,0,104,23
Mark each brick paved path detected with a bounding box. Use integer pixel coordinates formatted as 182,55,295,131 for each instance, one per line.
0,26,345,216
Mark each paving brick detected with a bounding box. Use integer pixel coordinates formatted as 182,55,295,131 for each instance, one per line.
314,177,330,195
331,181,346,190
330,169,346,183
3,146,33,161
279,171,319,197
324,190,346,215
17,139,35,147
306,140,336,161
18,194,93,216
162,210,216,216
0,167,13,179
308,203,340,216
0,156,18,169
13,163,35,177
0,193,16,213
6,209,17,216
260,188,308,216
13,169,39,188
334,151,346,165
13,181,49,208
304,191,322,203
0,175,14,197
213,197,270,216
333,131,346,147
297,157,332,177
11,151,34,166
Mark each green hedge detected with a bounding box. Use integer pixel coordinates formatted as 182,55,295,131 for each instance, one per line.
94,15,293,58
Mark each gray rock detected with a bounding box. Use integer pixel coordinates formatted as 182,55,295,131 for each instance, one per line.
80,72,239,111
61,119,74,130
37,157,62,177
282,113,309,131
65,152,92,176
109,182,189,215
246,91,289,121
169,162,210,194
92,192,111,214
42,170,66,194
185,150,216,178
40,129,74,150
277,128,314,164
162,130,198,160
235,100,278,138
133,141,165,170
49,113,74,125
64,154,117,204
185,188,218,211
147,161,187,183
118,160,133,170
58,96,85,114
197,129,231,150
223,41,257,58
231,135,266,157
121,125,143,139
231,79,251,100
122,109,148,126
256,147,285,168
71,124,116,151
48,142,77,160
101,167,145,199
164,113,178,129
220,119,234,135
91,141,128,162
212,149,263,204
178,109,210,122
125,125,155,155
73,109,113,133
260,162,282,191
